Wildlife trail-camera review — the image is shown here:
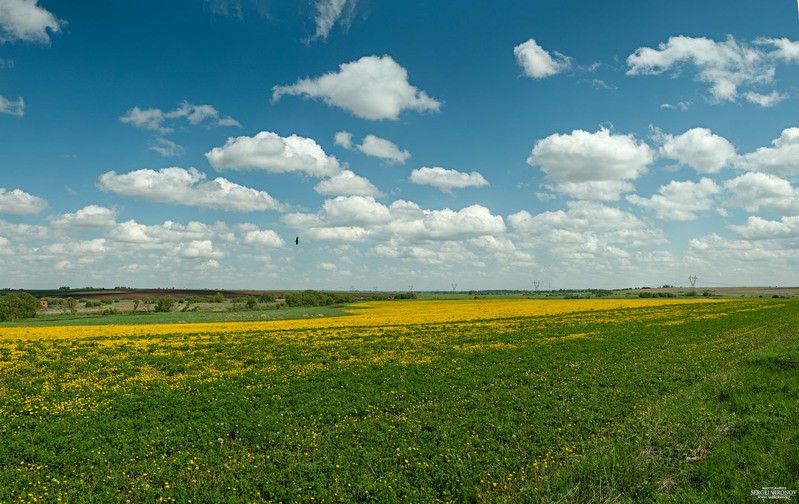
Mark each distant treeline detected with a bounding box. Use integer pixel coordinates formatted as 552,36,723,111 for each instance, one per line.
284,290,416,307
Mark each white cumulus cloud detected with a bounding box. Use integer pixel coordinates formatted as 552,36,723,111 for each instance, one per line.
729,215,798,240
724,172,799,215
409,167,489,194
272,55,441,120
509,201,666,270
314,170,381,197
49,205,117,228
206,131,342,177
334,130,353,149
737,127,799,177
357,134,410,163
107,221,220,261
0,187,47,215
657,127,736,173
97,167,284,212
243,229,285,248
627,178,721,221
514,38,572,79
528,127,653,201
284,197,505,243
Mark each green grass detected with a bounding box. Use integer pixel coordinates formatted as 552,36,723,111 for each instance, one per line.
538,325,799,503
0,304,352,327
0,299,797,502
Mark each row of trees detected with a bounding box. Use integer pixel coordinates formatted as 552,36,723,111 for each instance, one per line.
283,290,354,307
0,290,417,320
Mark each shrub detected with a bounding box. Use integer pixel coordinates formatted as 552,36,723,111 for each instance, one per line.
154,295,176,312
63,298,78,315
0,292,39,321
258,293,276,303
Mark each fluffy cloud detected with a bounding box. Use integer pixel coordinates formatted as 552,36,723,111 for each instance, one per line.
206,131,342,177
175,240,223,259
44,239,109,260
272,55,441,120
243,229,285,248
409,167,489,193
627,178,721,221
357,134,410,163
514,38,572,79
626,35,797,105
657,127,736,173
314,170,381,197
510,200,658,238
49,205,117,228
723,172,799,215
373,240,481,267
737,127,799,177
97,167,284,212
284,196,505,243
0,0,62,44
120,101,241,134
391,203,505,240
108,220,214,245
509,201,666,270
0,95,24,117
320,196,393,226
528,128,653,200
0,187,47,215
0,219,50,241
686,232,799,284
729,215,799,240
336,132,411,163
334,130,353,149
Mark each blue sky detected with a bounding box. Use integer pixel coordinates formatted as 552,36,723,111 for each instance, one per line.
2,0,799,291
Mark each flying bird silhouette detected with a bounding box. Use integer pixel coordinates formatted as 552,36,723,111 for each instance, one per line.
295,236,299,245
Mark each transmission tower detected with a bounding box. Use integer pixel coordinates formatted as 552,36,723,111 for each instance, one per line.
451,283,458,293
533,280,540,291
689,275,697,292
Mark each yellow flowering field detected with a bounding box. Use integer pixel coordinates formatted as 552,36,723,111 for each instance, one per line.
0,297,796,503
0,297,724,341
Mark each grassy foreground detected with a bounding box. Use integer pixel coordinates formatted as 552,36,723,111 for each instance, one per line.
0,298,797,502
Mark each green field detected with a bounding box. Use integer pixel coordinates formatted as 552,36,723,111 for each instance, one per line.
0,299,797,502
4,303,352,327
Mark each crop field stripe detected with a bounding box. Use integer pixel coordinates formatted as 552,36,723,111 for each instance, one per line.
0,298,796,502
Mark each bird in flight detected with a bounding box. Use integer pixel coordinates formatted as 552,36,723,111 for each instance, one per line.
295,236,299,245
